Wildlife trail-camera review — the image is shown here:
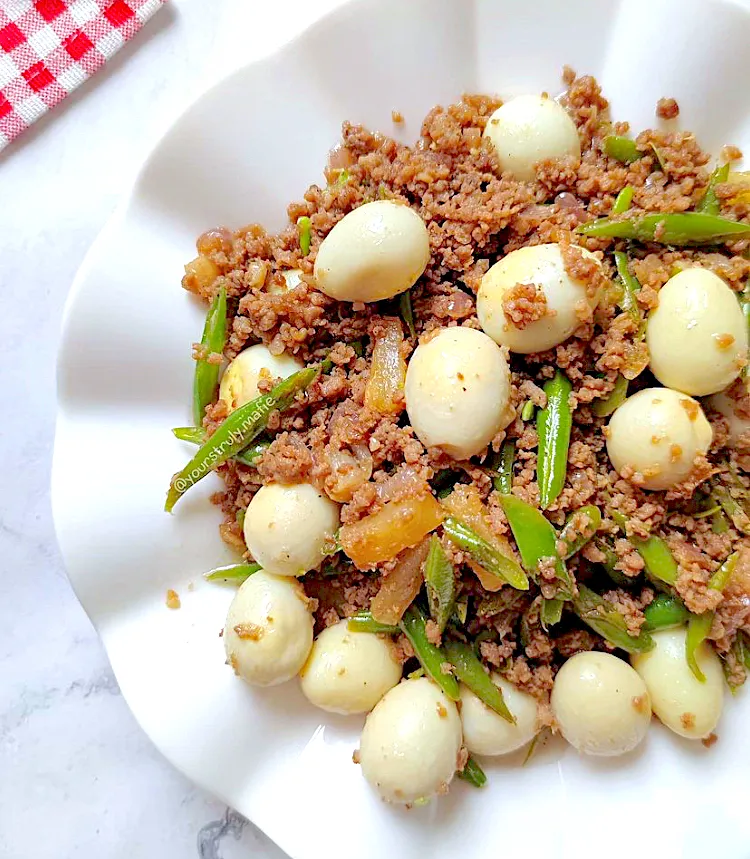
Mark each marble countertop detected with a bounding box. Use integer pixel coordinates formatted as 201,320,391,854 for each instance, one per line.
0,2,343,856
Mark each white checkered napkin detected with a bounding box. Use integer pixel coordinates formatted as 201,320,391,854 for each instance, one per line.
0,0,164,152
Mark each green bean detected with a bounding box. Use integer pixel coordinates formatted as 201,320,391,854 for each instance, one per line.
457,755,487,788
443,639,515,723
592,375,629,417
433,469,461,499
595,539,632,587
573,585,655,653
424,535,456,634
536,371,573,510
521,400,535,421
204,563,261,584
603,135,642,164
722,634,748,695
192,287,227,425
650,144,668,173
559,505,602,560
739,282,750,371
453,598,468,626
165,367,319,511
491,440,515,494
577,212,750,245
172,428,270,467
712,508,730,534
696,163,730,215
498,494,573,599
331,168,350,187
686,552,737,682
347,611,399,634
711,482,750,535
172,426,206,444
540,599,564,626
399,606,460,701
611,511,678,585
643,594,690,630
613,251,642,323
297,216,312,255
399,290,416,339
443,517,529,591
611,185,634,215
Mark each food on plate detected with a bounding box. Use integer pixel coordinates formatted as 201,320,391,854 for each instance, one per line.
242,483,340,577
219,344,303,412
459,674,538,756
299,619,402,714
551,651,651,755
605,388,713,491
223,571,314,686
404,326,512,459
646,268,748,396
631,627,724,739
313,200,430,302
477,243,604,353
483,94,581,181
358,677,463,804
168,67,750,803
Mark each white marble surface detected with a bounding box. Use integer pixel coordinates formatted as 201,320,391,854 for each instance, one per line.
0,1,344,856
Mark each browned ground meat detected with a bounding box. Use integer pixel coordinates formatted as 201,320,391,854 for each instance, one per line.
656,97,679,120
501,282,550,328
182,69,750,708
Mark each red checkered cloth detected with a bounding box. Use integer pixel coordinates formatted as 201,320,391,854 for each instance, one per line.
0,0,164,151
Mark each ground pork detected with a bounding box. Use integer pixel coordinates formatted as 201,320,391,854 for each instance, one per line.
180,69,750,713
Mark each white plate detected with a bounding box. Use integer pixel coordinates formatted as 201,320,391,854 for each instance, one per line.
52,0,750,856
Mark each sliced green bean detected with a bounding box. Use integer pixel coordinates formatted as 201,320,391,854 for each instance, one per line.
173,426,206,444
499,494,573,598
536,371,573,510
521,400,535,421
443,517,529,591
573,585,654,653
577,212,750,245
347,611,399,634
424,535,456,634
739,282,750,375
696,163,730,215
491,440,515,494
399,606,460,701
612,185,634,215
611,511,678,586
453,598,468,626
172,428,270,468
297,216,312,255
192,287,227,426
613,251,642,323
686,552,737,682
643,594,690,630
540,599,563,626
603,135,642,164
592,375,629,417
559,505,602,560
399,290,416,339
204,562,261,584
165,367,319,511
711,482,750,535
650,144,668,173
722,635,748,694
443,639,515,723
712,508,730,534
457,756,487,788
594,538,631,587
432,469,461,500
